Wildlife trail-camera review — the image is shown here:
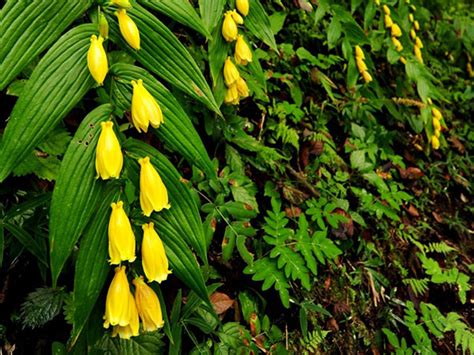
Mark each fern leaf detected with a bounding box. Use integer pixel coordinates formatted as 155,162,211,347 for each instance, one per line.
403,278,429,297
295,215,318,275
270,246,311,290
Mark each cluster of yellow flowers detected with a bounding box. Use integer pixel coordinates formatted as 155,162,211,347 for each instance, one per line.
86,0,171,340
430,107,443,150
355,45,372,83
408,7,424,63
382,5,405,61
221,0,252,105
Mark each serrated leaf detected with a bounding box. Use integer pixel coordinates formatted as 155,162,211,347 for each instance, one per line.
0,24,96,182
38,127,72,156
246,0,278,51
13,153,61,181
107,3,220,114
0,0,93,89
20,287,67,329
49,104,115,286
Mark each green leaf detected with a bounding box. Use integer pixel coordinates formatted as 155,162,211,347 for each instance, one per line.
140,0,211,38
98,333,165,354
327,18,342,49
208,18,230,87
0,24,96,182
313,230,341,263
107,3,220,114
270,246,311,290
199,0,226,33
20,287,67,329
246,0,278,51
109,64,215,178
3,222,48,267
13,153,61,181
49,104,114,286
0,0,93,89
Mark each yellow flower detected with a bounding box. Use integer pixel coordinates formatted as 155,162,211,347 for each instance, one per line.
142,222,171,283
431,108,442,120
391,37,403,52
108,201,136,264
112,291,139,339
414,20,420,31
362,71,373,83
409,13,414,22
415,37,423,49
99,13,109,39
414,45,423,63
236,0,249,16
87,35,108,85
235,35,252,65
104,266,132,328
223,57,240,86
222,11,238,42
384,15,393,28
116,9,140,50
111,0,132,8
383,5,390,15
400,56,407,64
230,10,244,25
432,117,441,133
236,77,249,98
391,23,402,37
355,45,365,60
375,0,380,5
224,84,239,105
356,57,367,73
95,121,123,180
133,277,164,331
131,79,163,133
138,157,170,216
467,62,474,78
431,135,440,150
410,29,417,40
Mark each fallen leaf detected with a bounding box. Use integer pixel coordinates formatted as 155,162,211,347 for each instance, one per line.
406,204,420,217
449,136,465,154
210,292,234,315
399,167,424,179
432,211,443,223
285,206,301,218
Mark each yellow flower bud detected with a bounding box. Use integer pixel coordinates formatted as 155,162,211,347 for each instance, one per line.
111,0,132,8
236,0,249,16
427,98,433,105
235,35,252,65
223,57,240,86
131,79,163,133
375,0,380,5
414,44,423,63
384,15,393,28
431,135,440,150
391,23,402,37
231,10,244,25
116,9,140,50
467,62,474,78
431,108,442,120
400,56,407,64
414,20,420,31
222,11,238,42
236,77,249,98
87,35,108,85
356,57,367,73
104,266,132,328
391,37,403,52
224,83,239,105
138,157,170,216
383,5,390,15
355,45,365,60
99,13,109,39
112,291,139,339
133,277,164,331
362,71,373,83
415,37,423,49
411,5,417,11
432,117,441,132
95,121,123,180
108,201,136,264
410,29,416,40
142,223,171,283
409,13,414,22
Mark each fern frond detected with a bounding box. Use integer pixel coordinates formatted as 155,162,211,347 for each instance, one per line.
425,242,456,254
403,278,429,296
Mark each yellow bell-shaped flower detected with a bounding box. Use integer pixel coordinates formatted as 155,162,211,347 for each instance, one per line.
133,277,164,331
108,201,136,264
104,266,131,328
236,77,249,98
414,20,420,31
356,57,367,73
414,44,423,63
116,9,140,50
384,15,393,28
391,37,403,52
230,9,244,25
112,291,140,339
235,35,252,65
383,5,390,15
142,222,171,283
355,45,365,60
224,83,239,105
431,135,440,150
400,56,407,64
95,121,123,180
415,37,423,49
223,57,240,86
432,117,441,133
431,108,442,120
410,29,417,40
362,71,373,83
131,79,163,133
87,35,108,85
236,0,249,16
409,13,414,22
391,23,402,37
222,11,238,42
138,157,170,216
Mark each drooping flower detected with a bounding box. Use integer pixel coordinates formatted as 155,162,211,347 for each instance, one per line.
391,23,402,37
87,35,108,85
409,13,414,22
355,45,365,60
230,9,244,25
95,121,123,180
133,277,164,331
222,11,238,42
362,70,373,83
142,223,171,283
224,83,239,105
223,57,240,86
104,266,131,328
108,201,136,264
400,56,407,64
432,117,441,134
116,9,140,50
384,15,393,28
391,37,403,52
99,13,109,39
410,29,417,40
236,0,249,16
235,35,252,65
131,79,163,133
356,57,367,73
415,37,423,49
138,157,170,216
414,44,423,63
383,5,390,15
236,77,249,98
112,291,140,339
431,108,442,120
431,135,440,150
414,20,420,31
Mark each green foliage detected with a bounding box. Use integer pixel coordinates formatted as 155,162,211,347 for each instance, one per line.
20,287,67,329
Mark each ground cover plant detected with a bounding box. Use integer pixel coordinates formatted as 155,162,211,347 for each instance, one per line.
0,0,473,353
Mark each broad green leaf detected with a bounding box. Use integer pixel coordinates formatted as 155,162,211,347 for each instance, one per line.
98,333,165,354
0,24,96,183
246,0,278,51
199,0,226,33
140,0,211,38
107,3,220,114
0,0,93,89
49,104,115,286
109,64,215,178
208,18,230,87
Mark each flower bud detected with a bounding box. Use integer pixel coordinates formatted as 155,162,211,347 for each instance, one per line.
415,37,423,49
414,45,423,63
230,10,244,25
95,121,123,180
362,71,373,83
131,79,163,133
235,35,252,65
414,20,420,31
99,13,109,39
224,84,239,105
391,23,402,37
400,56,407,64
142,223,171,283
431,135,440,150
87,35,108,85
133,277,164,331
111,0,132,8
384,15,393,28
116,9,140,50
138,157,170,216
355,45,365,60
108,201,136,264
236,77,249,98
104,266,132,328
236,0,249,16
432,117,441,132
223,57,240,86
383,5,390,15
356,57,367,73
222,11,238,42
409,13,414,22
431,108,442,120
375,0,380,5
410,29,417,40
391,37,403,52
